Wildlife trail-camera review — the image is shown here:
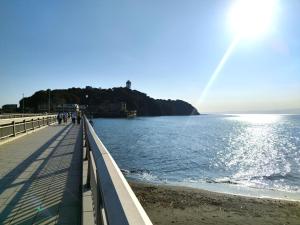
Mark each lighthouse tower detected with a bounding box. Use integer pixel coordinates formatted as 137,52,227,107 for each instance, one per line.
126,80,131,89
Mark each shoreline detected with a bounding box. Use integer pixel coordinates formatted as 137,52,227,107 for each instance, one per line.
167,179,300,201
129,180,300,225
126,177,300,202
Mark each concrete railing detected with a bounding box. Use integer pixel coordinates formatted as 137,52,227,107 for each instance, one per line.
0,116,57,140
0,113,54,119
83,116,153,225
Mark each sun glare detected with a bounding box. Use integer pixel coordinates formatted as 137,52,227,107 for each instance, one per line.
228,0,278,39
228,114,282,124
196,0,280,110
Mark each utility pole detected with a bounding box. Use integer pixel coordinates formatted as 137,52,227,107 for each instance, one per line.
85,94,89,118
48,89,51,113
22,93,25,114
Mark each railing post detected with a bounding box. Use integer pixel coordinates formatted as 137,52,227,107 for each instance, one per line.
24,120,27,133
96,171,103,225
86,142,91,189
85,117,91,189
84,120,89,160
84,138,89,160
32,119,34,130
12,121,16,137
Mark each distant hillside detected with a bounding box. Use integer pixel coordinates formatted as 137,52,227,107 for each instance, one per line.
20,87,199,117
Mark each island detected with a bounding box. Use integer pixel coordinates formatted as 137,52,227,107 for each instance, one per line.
20,86,200,117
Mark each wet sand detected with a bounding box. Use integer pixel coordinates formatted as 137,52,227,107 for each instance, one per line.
129,181,300,225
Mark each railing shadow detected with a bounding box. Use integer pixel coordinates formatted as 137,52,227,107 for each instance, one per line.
0,125,70,195
0,124,82,224
55,125,83,224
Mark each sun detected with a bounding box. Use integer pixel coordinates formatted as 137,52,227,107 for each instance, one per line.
228,0,278,39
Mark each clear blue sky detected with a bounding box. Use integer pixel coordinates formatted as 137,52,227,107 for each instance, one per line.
0,0,299,113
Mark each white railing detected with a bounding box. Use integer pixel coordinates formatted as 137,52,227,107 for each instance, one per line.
83,116,153,225
0,116,57,140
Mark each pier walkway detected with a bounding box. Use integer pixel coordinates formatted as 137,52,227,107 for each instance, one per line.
0,123,82,225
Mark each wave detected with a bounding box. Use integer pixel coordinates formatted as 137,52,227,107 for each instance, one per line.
121,168,158,182
121,168,151,175
206,177,239,185
120,167,300,192
205,175,300,192
251,172,300,182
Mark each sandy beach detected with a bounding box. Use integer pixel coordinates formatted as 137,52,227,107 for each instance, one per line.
129,181,300,225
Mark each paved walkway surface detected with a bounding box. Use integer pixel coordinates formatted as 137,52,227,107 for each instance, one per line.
0,123,82,225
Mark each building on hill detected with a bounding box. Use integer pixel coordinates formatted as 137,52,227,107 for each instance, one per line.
88,101,136,118
2,104,18,113
55,104,79,112
126,80,131,89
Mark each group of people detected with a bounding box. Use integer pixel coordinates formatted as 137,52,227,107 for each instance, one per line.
71,111,81,124
57,111,81,125
56,112,68,124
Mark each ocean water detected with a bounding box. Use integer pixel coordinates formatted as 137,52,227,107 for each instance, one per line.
93,114,300,198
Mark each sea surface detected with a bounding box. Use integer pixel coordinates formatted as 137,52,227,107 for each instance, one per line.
93,114,300,199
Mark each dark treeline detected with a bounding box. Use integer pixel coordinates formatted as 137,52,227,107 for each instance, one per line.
20,87,200,117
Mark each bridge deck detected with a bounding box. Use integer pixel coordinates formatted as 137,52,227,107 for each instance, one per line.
0,123,82,225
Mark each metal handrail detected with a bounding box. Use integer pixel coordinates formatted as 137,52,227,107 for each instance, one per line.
83,116,153,225
0,116,57,140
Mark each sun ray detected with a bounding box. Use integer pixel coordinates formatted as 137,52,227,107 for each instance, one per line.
195,0,278,112
197,35,240,108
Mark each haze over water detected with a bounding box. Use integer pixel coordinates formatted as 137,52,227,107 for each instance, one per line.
94,114,300,198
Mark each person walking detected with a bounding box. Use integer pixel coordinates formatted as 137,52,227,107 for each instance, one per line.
57,112,63,124
71,111,76,124
77,111,81,124
63,112,67,123
57,112,60,124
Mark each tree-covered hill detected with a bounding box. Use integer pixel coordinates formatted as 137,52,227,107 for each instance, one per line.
21,87,200,117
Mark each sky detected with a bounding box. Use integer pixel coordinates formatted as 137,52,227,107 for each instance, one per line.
0,0,300,113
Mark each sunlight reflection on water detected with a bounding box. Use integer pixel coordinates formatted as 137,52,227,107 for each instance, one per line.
227,114,282,124
94,115,300,194
221,114,297,191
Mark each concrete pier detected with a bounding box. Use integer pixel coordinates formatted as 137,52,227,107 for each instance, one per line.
0,123,82,225
0,116,152,225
